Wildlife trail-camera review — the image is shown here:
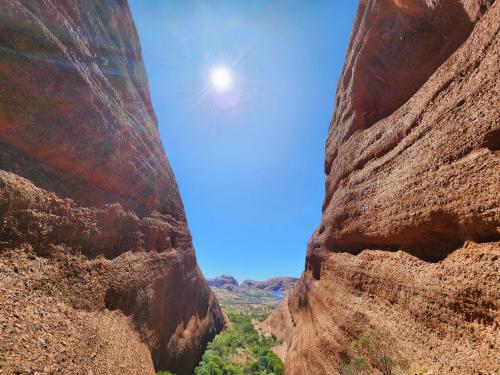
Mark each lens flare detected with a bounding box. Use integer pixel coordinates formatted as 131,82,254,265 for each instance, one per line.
210,66,232,91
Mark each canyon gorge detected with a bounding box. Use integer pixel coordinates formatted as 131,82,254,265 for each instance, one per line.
0,0,498,374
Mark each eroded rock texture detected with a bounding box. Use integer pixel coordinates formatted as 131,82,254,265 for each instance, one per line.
263,1,499,374
0,1,224,374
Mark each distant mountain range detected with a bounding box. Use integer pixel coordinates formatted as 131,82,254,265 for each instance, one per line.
207,275,240,290
207,276,299,321
207,275,298,293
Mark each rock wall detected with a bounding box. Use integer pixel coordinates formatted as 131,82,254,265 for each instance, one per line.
0,1,224,374
263,1,499,374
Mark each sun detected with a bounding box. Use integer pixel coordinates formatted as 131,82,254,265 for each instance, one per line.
210,66,232,91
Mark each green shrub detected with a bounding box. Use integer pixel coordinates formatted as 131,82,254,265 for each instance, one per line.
342,329,409,375
194,311,283,375
341,357,372,375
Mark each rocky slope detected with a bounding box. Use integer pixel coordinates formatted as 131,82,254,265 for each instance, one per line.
0,1,224,374
262,1,499,374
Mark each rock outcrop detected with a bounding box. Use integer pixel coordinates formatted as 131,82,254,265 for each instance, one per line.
207,275,240,289
263,1,499,374
0,1,224,374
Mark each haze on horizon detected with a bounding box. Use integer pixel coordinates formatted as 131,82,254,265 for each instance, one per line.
129,0,357,282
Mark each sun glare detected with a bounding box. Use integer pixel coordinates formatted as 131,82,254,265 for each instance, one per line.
210,66,232,91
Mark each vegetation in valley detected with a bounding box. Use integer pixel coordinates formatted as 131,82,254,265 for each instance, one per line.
219,303,276,322
194,311,283,375
341,329,409,375
210,286,283,322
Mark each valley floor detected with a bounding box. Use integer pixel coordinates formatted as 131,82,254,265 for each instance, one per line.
193,310,283,375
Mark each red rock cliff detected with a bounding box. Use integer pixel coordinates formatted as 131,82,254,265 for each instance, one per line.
0,1,224,374
262,1,499,374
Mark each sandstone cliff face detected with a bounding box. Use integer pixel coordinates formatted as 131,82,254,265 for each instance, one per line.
0,1,224,374
263,1,499,373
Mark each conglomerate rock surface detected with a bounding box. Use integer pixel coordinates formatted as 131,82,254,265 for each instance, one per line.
262,1,499,374
0,1,224,374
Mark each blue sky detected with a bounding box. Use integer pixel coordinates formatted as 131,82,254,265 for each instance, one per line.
128,0,357,282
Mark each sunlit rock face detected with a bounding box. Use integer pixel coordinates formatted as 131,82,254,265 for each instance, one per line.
320,0,498,260
0,1,224,374
263,1,499,374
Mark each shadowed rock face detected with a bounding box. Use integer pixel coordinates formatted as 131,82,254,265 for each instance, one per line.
0,0,182,217
263,1,499,374
0,1,224,374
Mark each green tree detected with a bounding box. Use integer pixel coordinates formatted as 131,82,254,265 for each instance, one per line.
194,311,283,375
